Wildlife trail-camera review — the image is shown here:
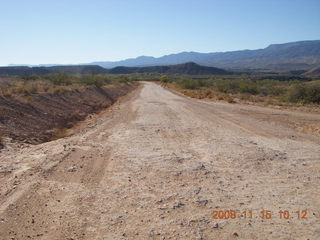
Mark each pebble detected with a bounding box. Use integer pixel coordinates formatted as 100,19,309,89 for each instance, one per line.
67,166,77,172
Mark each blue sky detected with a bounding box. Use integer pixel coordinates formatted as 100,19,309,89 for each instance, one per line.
0,0,319,66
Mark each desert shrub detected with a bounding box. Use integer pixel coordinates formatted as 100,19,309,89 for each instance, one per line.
78,74,92,85
164,75,320,105
78,74,115,87
259,85,285,96
190,78,214,88
29,85,38,94
117,75,130,83
239,93,251,101
99,75,113,84
204,89,213,98
17,95,33,104
177,78,200,89
256,80,286,96
21,75,39,81
45,73,72,85
239,81,258,94
212,79,291,97
286,84,320,104
78,74,93,85
93,78,104,88
13,84,39,95
160,75,169,83
42,85,50,92
214,80,240,93
0,131,4,148
2,90,12,97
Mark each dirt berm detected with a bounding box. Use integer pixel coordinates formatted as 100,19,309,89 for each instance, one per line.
0,83,137,144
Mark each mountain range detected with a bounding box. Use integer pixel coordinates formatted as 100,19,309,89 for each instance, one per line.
4,40,320,74
0,62,230,76
88,40,320,72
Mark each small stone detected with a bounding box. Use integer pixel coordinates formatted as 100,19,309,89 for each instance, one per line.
196,200,208,206
195,164,206,171
67,166,76,172
194,187,201,195
172,202,184,209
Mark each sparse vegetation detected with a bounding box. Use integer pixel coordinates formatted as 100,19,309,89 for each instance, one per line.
162,75,320,105
286,83,320,104
0,131,4,148
1,72,319,107
0,73,132,99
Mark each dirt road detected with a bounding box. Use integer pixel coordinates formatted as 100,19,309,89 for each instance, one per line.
0,82,319,240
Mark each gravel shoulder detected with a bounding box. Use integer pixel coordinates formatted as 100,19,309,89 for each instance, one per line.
0,82,319,240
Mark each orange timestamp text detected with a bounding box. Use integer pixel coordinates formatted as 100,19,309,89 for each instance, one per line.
211,209,308,220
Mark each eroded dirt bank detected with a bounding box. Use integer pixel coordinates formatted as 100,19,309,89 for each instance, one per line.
0,82,319,239
0,83,137,144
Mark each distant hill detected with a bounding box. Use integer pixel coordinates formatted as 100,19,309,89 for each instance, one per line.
0,62,230,76
89,40,320,72
0,65,108,76
108,62,229,75
46,65,108,74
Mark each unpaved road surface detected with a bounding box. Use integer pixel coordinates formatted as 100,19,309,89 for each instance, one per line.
0,82,320,240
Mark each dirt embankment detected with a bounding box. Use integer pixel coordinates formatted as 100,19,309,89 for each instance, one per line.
0,83,137,145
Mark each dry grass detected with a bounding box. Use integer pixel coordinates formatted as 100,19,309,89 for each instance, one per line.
0,131,4,148
177,87,237,103
17,96,34,104
168,77,320,106
51,128,69,140
0,80,52,96
165,82,320,113
0,77,115,97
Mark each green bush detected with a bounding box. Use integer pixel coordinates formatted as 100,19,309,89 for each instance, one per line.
78,74,111,87
177,78,200,89
160,75,169,83
287,84,320,104
214,80,240,93
93,78,104,88
117,75,130,83
45,73,72,85
239,81,258,94
21,75,39,81
0,131,4,148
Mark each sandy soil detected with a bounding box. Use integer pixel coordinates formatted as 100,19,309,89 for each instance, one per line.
0,82,319,240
